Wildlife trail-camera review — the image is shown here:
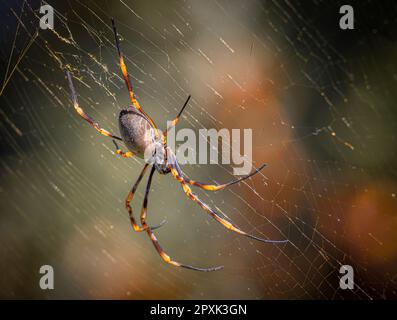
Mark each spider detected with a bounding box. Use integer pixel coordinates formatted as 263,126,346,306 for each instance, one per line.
66,18,287,272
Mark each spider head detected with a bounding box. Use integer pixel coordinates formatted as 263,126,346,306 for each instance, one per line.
144,141,171,175
154,162,171,175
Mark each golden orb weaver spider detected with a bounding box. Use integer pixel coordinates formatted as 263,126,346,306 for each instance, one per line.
66,18,288,272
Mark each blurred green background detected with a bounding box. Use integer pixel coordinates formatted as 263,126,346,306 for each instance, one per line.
0,0,396,299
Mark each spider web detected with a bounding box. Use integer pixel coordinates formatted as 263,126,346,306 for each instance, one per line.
1,0,397,299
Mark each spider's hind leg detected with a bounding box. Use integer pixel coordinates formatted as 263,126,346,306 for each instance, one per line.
112,140,134,158
111,18,159,138
173,159,267,191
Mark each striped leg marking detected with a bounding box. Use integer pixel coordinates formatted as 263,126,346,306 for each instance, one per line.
162,95,191,145
170,166,288,244
112,140,134,158
126,164,166,232
66,71,122,141
140,166,223,272
111,18,159,139
173,159,268,191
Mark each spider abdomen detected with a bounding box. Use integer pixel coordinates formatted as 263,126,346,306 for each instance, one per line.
118,108,156,159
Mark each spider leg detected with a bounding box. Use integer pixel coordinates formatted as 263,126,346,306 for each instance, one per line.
170,165,288,244
126,164,166,232
111,18,159,138
112,140,134,158
66,71,122,141
174,157,267,191
140,166,223,272
162,95,191,144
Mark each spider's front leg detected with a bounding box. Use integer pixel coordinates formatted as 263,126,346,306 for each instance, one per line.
173,158,267,191
169,159,288,244
161,98,268,192
140,166,223,272
125,164,166,232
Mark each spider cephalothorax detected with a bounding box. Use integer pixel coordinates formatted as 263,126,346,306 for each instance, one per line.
66,18,287,272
